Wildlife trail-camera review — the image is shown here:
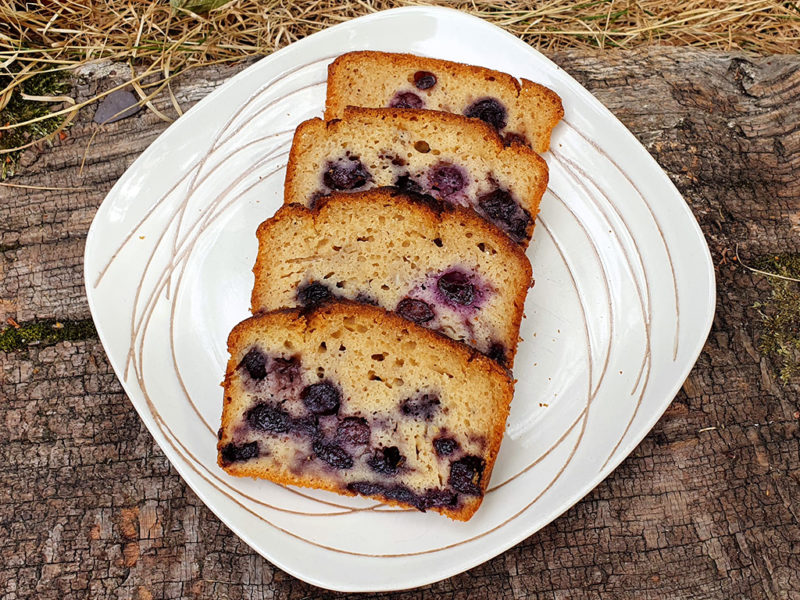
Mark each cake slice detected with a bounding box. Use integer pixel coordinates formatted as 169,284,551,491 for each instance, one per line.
218,301,513,521
284,107,548,246
325,51,564,154
252,188,532,368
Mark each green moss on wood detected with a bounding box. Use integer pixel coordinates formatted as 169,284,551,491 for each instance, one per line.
0,318,97,352
752,253,800,383
0,69,71,179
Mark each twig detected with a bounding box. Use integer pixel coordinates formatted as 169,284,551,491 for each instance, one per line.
735,244,800,284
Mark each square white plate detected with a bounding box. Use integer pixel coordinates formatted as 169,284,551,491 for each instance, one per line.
84,6,715,592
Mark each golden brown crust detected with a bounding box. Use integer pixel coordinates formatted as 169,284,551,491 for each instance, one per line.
218,301,513,521
325,51,563,153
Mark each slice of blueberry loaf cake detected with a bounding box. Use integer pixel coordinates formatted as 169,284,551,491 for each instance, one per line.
325,51,564,154
251,188,531,368
284,107,548,246
218,301,513,521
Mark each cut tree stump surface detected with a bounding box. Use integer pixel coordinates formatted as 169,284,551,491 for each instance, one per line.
1,47,799,599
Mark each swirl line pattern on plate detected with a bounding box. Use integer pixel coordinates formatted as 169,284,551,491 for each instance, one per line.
550,149,658,471
562,119,680,361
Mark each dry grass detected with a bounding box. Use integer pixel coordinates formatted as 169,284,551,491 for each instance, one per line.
0,0,799,162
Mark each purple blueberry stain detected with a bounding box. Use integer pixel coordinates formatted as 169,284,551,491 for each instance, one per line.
393,174,442,208
487,343,508,367
246,402,291,433
346,481,459,512
420,489,459,509
238,347,267,380
312,440,353,469
367,446,404,475
427,162,467,199
336,417,371,446
292,415,320,439
297,282,332,308
301,381,341,415
395,297,435,324
323,157,371,190
502,131,528,147
347,481,384,497
220,441,259,465
413,71,437,90
433,436,459,457
464,97,508,131
382,484,417,505
448,455,485,496
389,91,424,109
400,393,441,421
437,270,476,306
477,188,532,243
270,356,300,384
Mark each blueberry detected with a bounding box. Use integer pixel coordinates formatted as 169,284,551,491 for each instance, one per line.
297,282,332,308
301,381,341,415
246,403,291,433
389,91,424,109
313,441,353,469
437,270,475,306
395,297,435,324
449,455,485,496
477,189,532,242
323,158,371,190
393,175,442,209
348,481,385,496
336,417,371,446
420,489,458,509
464,98,507,131
271,356,300,382
400,393,441,421
413,71,437,90
292,415,320,439
487,343,508,366
383,484,417,506
238,347,267,380
394,173,423,194
367,446,404,475
478,188,515,221
428,163,466,198
220,441,258,465
348,481,444,512
433,437,459,456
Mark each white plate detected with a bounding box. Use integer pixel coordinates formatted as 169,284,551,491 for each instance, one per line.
84,6,715,592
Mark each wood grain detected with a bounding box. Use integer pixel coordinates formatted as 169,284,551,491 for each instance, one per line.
1,47,799,599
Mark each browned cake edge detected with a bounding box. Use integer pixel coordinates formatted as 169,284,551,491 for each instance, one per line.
519,78,565,153
218,300,514,521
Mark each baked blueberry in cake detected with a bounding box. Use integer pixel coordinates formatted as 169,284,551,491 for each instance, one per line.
283,107,548,246
325,51,564,154
251,188,532,368
218,301,513,521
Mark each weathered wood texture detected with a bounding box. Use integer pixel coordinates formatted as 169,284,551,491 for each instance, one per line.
1,47,799,599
